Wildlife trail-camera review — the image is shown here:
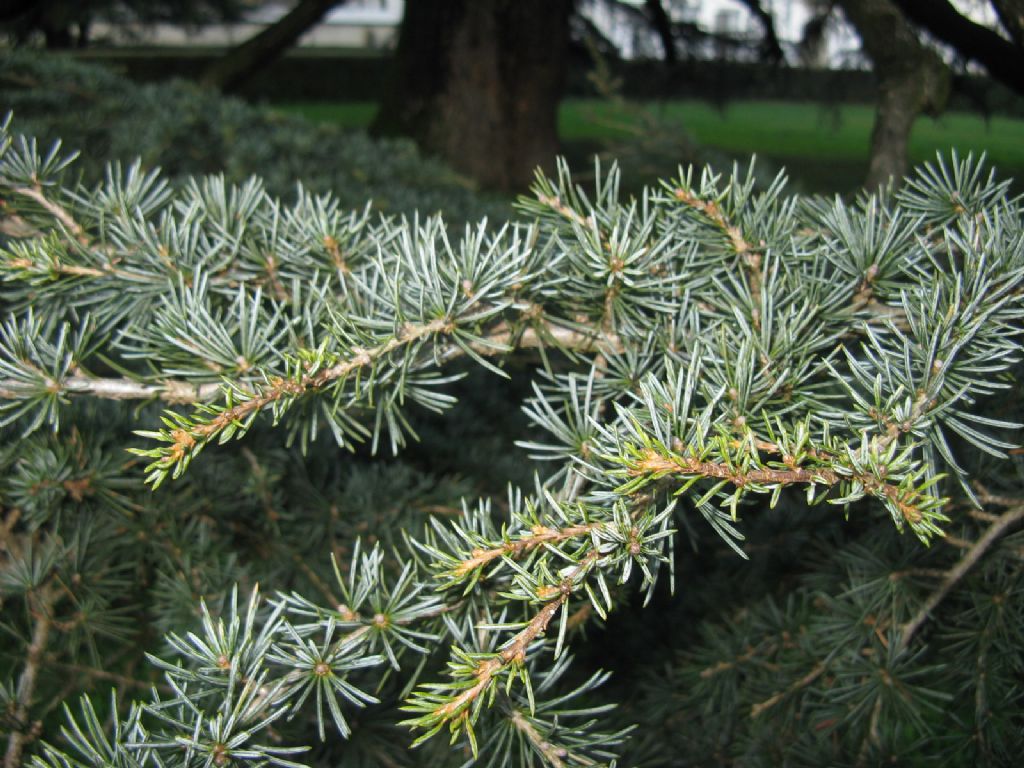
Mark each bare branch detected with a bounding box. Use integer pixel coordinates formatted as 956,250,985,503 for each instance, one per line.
899,504,1024,650
4,584,58,768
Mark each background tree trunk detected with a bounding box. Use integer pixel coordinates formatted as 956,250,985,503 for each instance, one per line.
736,0,784,63
644,0,677,63
373,0,572,192
201,0,341,93
838,0,950,188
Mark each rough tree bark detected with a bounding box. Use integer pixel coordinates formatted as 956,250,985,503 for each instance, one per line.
838,0,950,188
372,0,572,192
200,0,342,93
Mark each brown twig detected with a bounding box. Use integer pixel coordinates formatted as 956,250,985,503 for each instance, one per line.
898,504,1024,650
451,522,599,578
508,706,595,768
433,552,599,724
435,596,568,722
11,184,90,247
856,695,884,767
4,583,59,768
629,448,931,526
750,663,826,719
673,187,763,326
49,661,163,694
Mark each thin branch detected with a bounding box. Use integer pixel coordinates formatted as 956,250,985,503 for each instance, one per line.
508,706,596,767
4,583,58,768
0,317,623,406
0,507,21,554
673,187,763,326
856,694,884,767
750,662,826,718
735,0,785,63
11,184,90,247
629,448,930,526
49,661,163,693
451,523,599,578
898,504,1024,650
644,0,677,62
0,375,222,403
435,595,568,722
430,552,599,725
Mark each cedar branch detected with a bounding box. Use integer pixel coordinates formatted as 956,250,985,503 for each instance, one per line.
629,448,929,525
4,584,58,768
12,184,90,247
451,522,599,577
674,187,763,324
898,503,1024,650
0,318,623,407
430,552,599,724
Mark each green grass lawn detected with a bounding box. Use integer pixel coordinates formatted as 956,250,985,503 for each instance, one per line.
276,99,1024,194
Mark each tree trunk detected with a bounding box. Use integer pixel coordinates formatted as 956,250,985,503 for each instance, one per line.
838,0,950,188
736,0,784,64
373,0,572,192
645,0,677,63
36,0,75,49
200,0,341,93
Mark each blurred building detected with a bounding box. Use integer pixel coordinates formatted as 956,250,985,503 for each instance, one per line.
91,0,404,50
580,0,862,67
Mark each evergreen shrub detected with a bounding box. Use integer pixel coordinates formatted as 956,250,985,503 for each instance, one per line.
0,51,506,224
0,102,1022,767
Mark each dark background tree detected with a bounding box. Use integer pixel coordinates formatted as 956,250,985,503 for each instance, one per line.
200,0,343,91
0,0,244,48
837,0,950,187
644,0,676,63
10,0,1020,192
891,0,1024,96
372,0,573,191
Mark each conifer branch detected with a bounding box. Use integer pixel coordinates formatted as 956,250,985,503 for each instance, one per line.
508,707,596,768
535,193,593,230
4,583,58,768
0,318,622,408
0,375,222,403
10,183,90,247
673,186,763,322
1,104,1021,766
627,447,935,527
440,596,567,721
450,522,599,578
899,503,1024,649
749,662,827,719
406,551,600,740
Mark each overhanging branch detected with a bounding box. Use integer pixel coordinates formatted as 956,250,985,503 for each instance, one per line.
890,0,1024,95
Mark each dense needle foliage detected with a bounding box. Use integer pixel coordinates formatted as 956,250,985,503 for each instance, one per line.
0,76,1023,768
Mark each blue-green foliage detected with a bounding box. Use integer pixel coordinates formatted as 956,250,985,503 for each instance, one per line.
0,67,1023,768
